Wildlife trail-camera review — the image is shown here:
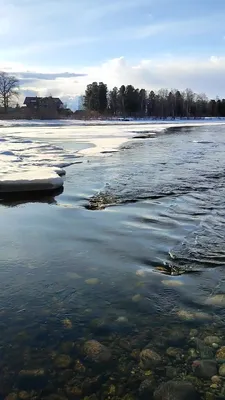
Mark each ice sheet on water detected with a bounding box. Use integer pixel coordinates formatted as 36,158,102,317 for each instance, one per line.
0,129,79,176
0,169,63,193
1,118,225,193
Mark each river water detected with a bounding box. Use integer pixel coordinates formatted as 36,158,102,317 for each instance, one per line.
1,122,225,399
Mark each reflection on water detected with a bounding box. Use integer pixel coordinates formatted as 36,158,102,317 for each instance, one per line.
0,187,63,207
0,125,225,399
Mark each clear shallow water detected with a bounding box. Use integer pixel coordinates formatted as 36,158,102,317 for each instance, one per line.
1,123,225,399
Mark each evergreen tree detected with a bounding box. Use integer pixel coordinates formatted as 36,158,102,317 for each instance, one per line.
98,82,108,113
83,81,225,119
119,85,125,116
108,87,119,115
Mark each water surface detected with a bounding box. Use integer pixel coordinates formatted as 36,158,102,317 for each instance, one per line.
1,123,225,399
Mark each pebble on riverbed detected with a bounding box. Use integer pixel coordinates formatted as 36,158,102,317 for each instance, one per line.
153,380,199,400
62,318,72,329
204,336,221,346
166,347,183,359
17,369,47,390
83,340,112,364
216,346,225,360
177,309,212,321
139,349,162,370
192,360,218,379
85,278,100,285
219,364,225,377
139,378,156,397
132,294,142,302
205,294,225,306
54,354,72,368
161,279,184,287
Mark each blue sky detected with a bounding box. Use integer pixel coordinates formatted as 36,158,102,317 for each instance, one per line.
1,0,225,107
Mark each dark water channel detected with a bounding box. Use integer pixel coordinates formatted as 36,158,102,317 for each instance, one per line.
1,125,225,399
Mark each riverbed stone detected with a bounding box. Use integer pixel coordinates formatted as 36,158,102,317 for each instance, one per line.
18,392,30,400
205,393,216,400
192,360,217,379
193,338,214,359
219,364,225,377
216,347,225,361
85,278,100,285
17,369,47,390
204,336,221,346
211,375,221,384
167,330,186,346
188,348,198,359
153,380,199,400
132,294,142,302
54,354,72,368
190,329,198,337
166,347,182,359
161,279,184,287
140,349,162,370
166,366,177,378
139,379,155,398
205,294,225,306
83,340,112,363
5,394,18,400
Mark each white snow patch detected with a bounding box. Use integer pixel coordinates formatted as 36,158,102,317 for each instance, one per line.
0,170,63,193
0,118,225,191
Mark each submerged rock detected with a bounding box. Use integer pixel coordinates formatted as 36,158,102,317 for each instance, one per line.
140,349,162,370
166,366,178,379
205,294,225,306
219,364,225,377
204,336,221,346
192,338,214,359
154,381,199,400
5,394,18,400
43,396,67,400
211,375,221,383
177,309,212,321
83,340,111,363
132,294,142,302
82,375,104,396
188,348,198,359
66,272,82,279
136,269,147,277
66,386,82,397
190,329,198,337
116,316,129,323
85,278,100,285
139,379,155,398
54,354,72,368
166,347,182,359
18,392,30,400
161,279,184,287
167,330,186,346
17,369,47,390
216,347,225,361
192,360,217,379
62,318,72,329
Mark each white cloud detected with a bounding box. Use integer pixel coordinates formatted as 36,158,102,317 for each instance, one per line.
77,56,225,98
3,55,225,109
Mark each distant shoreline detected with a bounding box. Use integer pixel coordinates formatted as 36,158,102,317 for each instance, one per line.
0,116,225,122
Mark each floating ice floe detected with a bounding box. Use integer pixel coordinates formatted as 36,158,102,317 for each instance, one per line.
0,169,64,193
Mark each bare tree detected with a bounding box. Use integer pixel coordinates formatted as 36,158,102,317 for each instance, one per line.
0,72,19,113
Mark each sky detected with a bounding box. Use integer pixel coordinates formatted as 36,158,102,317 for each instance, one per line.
1,0,225,109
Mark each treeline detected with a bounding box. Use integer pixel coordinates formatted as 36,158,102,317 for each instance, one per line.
83,82,225,118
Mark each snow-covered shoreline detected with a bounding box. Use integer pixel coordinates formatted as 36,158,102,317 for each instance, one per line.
0,119,225,194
